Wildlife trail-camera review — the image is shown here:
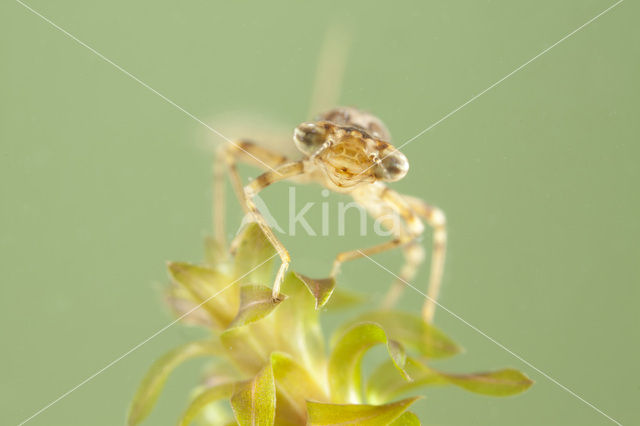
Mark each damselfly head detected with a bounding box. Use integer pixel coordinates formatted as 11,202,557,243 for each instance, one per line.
293,109,408,188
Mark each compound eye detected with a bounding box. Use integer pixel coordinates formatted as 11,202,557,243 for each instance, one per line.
293,122,328,156
375,150,409,182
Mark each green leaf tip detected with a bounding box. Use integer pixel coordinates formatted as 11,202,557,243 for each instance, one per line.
306,397,421,426
443,368,534,396
366,357,532,404
294,272,336,309
228,284,286,329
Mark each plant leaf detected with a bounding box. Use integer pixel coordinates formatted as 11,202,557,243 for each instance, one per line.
165,281,215,327
294,273,336,309
389,411,421,425
306,397,420,426
127,340,220,426
228,284,286,329
442,368,533,396
366,357,532,404
335,311,460,359
328,322,409,404
233,223,276,285
271,352,327,424
168,262,238,328
231,364,276,426
178,382,235,426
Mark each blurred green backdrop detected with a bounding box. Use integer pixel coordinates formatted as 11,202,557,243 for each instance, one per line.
1,0,638,425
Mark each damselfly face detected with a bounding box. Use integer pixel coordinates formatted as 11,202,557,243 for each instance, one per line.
293,107,409,188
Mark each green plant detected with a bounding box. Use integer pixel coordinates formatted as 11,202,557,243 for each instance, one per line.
128,224,532,425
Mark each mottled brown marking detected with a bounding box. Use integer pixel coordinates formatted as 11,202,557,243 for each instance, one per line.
237,140,253,150
376,141,390,150
256,173,272,187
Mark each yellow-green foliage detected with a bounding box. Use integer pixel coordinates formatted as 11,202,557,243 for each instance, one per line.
128,224,532,426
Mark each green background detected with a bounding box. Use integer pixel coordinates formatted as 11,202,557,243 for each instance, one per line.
1,1,638,425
